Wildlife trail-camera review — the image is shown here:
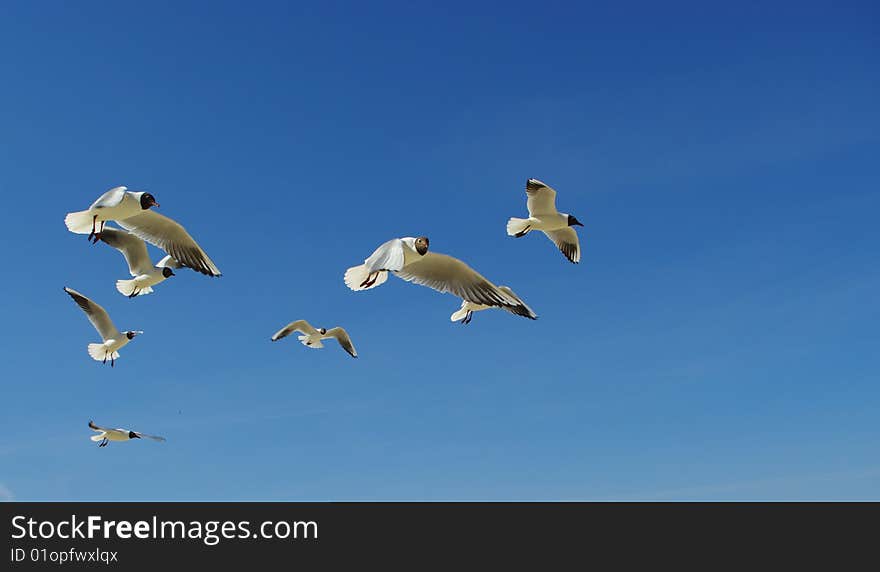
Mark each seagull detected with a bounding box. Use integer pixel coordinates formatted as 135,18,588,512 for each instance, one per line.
65,186,160,243
344,237,537,319
116,210,222,277
507,178,584,264
271,320,358,358
450,286,535,324
97,226,181,297
88,420,166,447
63,287,142,367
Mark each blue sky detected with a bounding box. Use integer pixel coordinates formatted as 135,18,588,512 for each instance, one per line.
0,1,878,500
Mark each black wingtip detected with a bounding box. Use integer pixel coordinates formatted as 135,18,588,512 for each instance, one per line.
526,178,547,191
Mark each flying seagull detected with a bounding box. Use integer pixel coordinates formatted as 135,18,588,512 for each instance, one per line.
507,178,584,264
65,186,159,243
63,287,142,367
344,237,537,319
97,226,181,297
450,285,535,324
271,320,358,358
116,210,222,277
88,420,166,447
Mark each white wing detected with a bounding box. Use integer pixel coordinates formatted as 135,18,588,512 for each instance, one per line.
89,186,128,209
324,327,357,358
393,253,537,319
156,254,184,269
363,238,407,272
542,227,581,264
271,319,319,341
525,179,558,216
97,226,154,276
118,211,221,277
64,287,119,340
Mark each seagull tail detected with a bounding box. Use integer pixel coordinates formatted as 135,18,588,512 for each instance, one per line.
450,305,469,322
115,279,153,297
506,217,531,237
87,344,119,362
90,434,105,442
297,335,324,349
344,264,389,291
65,210,94,234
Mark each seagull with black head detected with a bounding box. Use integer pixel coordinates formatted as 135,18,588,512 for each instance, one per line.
344,236,536,320
88,420,166,447
507,178,584,264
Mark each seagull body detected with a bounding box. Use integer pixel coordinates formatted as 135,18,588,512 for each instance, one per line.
271,320,358,358
345,237,537,319
343,236,429,291
98,227,181,297
65,186,160,242
117,210,222,277
88,420,165,447
507,178,583,264
450,286,535,324
63,287,142,367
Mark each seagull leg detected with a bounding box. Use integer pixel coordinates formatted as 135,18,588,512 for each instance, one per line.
92,220,106,243
514,225,531,238
359,271,379,288
128,289,139,298
102,353,107,365
88,215,98,242
111,355,115,368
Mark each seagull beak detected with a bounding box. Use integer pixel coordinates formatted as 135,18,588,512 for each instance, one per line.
574,221,584,227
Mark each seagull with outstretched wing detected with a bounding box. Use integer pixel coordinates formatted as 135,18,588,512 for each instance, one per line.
63,287,142,367
507,178,584,264
344,237,537,320
271,320,358,358
97,226,181,297
88,420,166,447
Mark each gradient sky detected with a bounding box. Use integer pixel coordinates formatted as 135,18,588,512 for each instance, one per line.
1,1,878,501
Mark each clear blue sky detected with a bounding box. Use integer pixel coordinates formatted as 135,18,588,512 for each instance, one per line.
1,1,878,501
